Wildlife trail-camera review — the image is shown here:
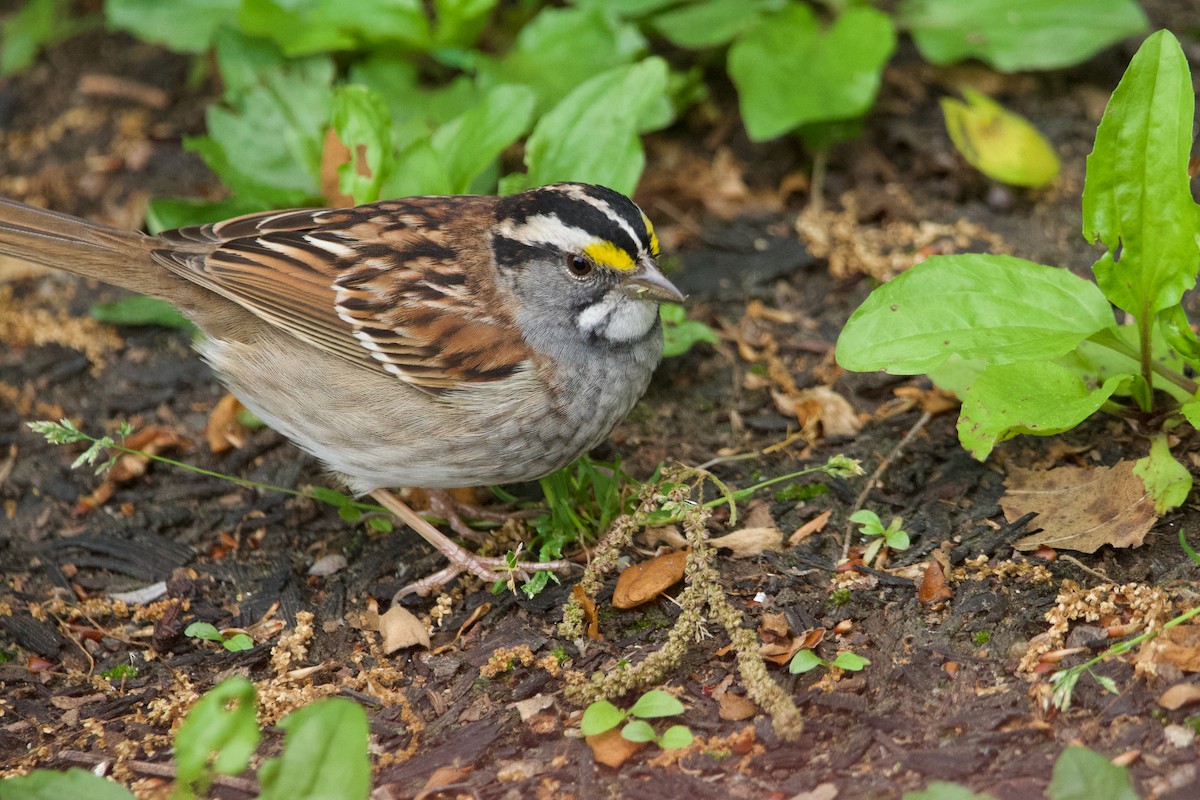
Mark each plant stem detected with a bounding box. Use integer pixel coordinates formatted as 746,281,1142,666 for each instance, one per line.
1138,314,1155,410
1089,327,1199,396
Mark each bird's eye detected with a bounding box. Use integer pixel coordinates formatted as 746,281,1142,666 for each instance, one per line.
566,254,593,277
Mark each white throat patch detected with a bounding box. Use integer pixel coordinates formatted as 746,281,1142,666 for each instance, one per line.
577,292,658,343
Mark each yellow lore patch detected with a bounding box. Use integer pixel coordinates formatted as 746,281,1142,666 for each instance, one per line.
583,240,636,271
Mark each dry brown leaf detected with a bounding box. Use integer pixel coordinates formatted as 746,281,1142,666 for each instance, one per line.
917,561,953,606
757,613,805,665
379,604,430,653
640,525,686,549
718,692,758,721
206,394,250,454
1140,625,1200,673
1001,462,1156,553
893,385,960,415
708,527,782,557
790,510,832,545
612,550,687,609
511,693,555,722
573,584,600,640
421,765,474,794
1159,682,1200,710
320,127,354,207
586,727,644,768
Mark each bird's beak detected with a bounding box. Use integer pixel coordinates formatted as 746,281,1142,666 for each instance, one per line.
622,258,685,303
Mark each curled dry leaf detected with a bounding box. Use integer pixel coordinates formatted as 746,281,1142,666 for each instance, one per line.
587,727,644,769
1001,462,1155,553
206,393,251,454
612,549,687,609
757,612,806,665
790,510,831,545
572,584,600,640
917,561,953,606
1158,682,1200,710
379,604,430,653
708,527,782,557
718,691,758,721
640,525,686,549
1137,625,1200,673
774,386,863,439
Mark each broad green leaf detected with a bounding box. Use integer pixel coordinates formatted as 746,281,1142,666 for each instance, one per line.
1132,434,1192,514
629,689,684,719
580,700,625,735
1158,305,1200,373
223,633,255,652
331,85,394,204
903,783,996,800
476,6,647,114
173,677,260,791
848,509,885,535
837,254,1118,374
0,770,134,800
187,57,335,208
658,724,694,750
661,303,718,357
184,622,224,642
350,57,481,127
145,197,262,233
728,4,895,141
900,0,1147,72
1067,325,1190,404
956,362,1126,460
651,0,780,49
91,296,192,330
431,0,497,48
213,27,287,102
521,58,669,195
941,88,1060,187
620,720,658,743
238,0,431,56
1084,30,1200,320
571,0,680,17
830,652,870,671
1046,746,1139,800
431,84,536,193
258,698,370,800
789,649,824,674
105,0,239,52
1181,399,1200,430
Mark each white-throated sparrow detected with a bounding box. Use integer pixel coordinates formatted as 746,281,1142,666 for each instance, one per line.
1,183,683,594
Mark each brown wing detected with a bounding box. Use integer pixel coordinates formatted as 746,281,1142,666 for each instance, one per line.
151,197,532,393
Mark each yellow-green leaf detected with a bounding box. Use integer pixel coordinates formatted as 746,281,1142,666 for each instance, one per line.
941,88,1060,187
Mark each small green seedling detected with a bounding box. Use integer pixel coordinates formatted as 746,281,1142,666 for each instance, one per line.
848,509,910,565
101,664,138,681
184,622,255,653
580,689,693,750
789,648,870,675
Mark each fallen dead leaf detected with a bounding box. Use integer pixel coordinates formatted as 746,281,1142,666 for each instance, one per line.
717,691,757,721
708,527,782,557
893,385,960,415
586,727,644,768
1138,625,1200,673
1001,462,1156,553
572,584,600,640
1158,682,1200,710
917,561,953,606
790,510,832,545
379,604,430,653
206,394,251,454
613,549,687,609
640,525,686,549
795,385,863,438
512,693,555,722
420,764,474,794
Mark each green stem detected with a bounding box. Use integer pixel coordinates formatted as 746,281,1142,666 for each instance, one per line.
1089,327,1199,396
1138,314,1154,410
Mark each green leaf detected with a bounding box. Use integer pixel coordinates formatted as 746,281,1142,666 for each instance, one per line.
1,0,91,75
330,85,394,205
430,0,498,48
145,197,262,234
1181,399,1200,430
431,84,536,194
941,88,1060,187
956,362,1126,460
90,296,192,330
520,58,670,196
213,27,287,102
1132,434,1192,514
105,0,239,52
657,724,694,750
580,700,626,735
900,0,1147,72
789,649,825,674
187,57,335,208
830,651,870,671
257,698,370,800
1084,30,1200,321
0,769,135,800
237,0,432,56
222,633,255,652
836,254,1118,375
620,719,658,743
885,529,910,550
1046,745,1139,800
848,509,884,535
650,0,779,49
184,622,224,643
903,782,996,800
661,303,718,357
173,677,260,791
629,689,684,719
476,6,647,114
727,4,896,141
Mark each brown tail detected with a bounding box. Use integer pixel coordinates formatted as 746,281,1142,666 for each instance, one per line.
0,198,204,307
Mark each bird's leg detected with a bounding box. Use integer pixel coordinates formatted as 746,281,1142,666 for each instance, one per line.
423,488,539,540
371,488,575,597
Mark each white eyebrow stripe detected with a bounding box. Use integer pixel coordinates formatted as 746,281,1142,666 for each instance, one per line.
494,215,597,250
559,185,643,254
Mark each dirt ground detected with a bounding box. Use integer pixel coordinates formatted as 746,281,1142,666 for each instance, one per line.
2,8,1200,800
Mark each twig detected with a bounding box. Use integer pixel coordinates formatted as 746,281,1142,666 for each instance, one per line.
843,411,932,561
1059,554,1111,583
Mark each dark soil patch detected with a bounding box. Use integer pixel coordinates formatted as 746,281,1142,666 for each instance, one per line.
3,13,1200,800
